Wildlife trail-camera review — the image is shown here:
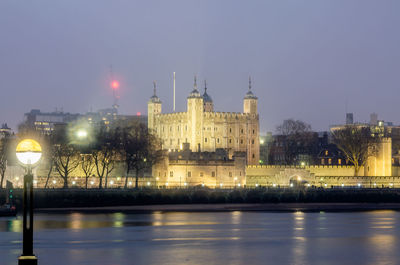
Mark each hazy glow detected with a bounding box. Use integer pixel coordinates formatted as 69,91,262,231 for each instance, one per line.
76,130,88,138
111,80,119,90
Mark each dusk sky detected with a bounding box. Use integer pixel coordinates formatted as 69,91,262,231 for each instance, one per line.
1,0,400,133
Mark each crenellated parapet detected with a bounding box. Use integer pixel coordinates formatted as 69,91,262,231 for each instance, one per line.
155,112,187,120
248,165,354,169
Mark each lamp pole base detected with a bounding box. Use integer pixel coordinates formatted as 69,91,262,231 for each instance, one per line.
18,255,38,265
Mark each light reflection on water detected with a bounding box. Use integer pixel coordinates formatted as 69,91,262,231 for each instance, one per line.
1,210,400,265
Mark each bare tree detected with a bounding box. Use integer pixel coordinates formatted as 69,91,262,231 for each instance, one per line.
0,136,10,189
332,126,376,176
43,135,57,189
129,124,162,189
114,122,163,188
54,143,80,188
275,119,314,165
81,154,95,189
92,127,119,189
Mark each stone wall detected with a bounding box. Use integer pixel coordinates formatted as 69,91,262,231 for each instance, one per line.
246,165,400,188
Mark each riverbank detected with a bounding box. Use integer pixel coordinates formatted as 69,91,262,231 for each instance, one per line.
35,203,400,213
3,188,400,210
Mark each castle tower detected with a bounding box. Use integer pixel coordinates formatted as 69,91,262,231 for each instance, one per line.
187,76,204,151
243,76,258,114
202,80,214,112
243,76,260,165
147,81,162,131
364,137,392,177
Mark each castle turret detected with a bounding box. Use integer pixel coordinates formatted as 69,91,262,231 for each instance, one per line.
147,81,162,131
243,76,258,114
202,80,214,112
187,76,203,151
243,77,259,165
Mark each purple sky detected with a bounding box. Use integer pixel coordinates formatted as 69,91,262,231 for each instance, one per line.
1,0,400,133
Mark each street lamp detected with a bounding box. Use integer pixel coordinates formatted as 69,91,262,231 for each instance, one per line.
16,139,42,265
76,129,88,139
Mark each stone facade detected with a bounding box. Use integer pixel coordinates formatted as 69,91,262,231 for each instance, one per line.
147,78,260,165
364,137,392,177
153,147,246,188
246,164,400,188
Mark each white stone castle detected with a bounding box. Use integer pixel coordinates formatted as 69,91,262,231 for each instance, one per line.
147,77,260,165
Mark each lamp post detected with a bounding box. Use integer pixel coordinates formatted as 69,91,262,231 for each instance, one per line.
16,139,42,265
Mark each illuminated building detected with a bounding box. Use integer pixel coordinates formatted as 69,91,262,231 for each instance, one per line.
154,144,246,188
23,108,146,134
24,109,80,134
148,77,260,165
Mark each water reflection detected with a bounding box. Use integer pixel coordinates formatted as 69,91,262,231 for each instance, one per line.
365,211,397,265
291,211,306,264
0,213,221,232
1,211,400,265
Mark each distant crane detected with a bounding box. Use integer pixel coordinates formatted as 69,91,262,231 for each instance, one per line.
109,65,120,112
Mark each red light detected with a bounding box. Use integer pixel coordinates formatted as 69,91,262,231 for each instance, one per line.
111,80,119,90
136,112,141,116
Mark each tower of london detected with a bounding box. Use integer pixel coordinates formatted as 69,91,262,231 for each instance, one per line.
147,77,260,165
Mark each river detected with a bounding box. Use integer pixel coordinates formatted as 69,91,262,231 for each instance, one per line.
0,210,399,265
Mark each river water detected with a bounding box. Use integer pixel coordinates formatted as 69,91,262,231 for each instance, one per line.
0,210,399,265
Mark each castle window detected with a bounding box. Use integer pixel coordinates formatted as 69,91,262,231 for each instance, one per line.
170,171,173,177
321,159,325,165
252,154,255,158
205,138,208,143
229,128,232,133
212,171,215,177
229,139,232,144
325,150,328,156
200,172,204,177
241,129,244,134
229,172,232,177
178,126,180,131
170,126,172,132
253,129,255,134
338,159,342,165
241,139,243,144
328,158,332,164
252,139,255,144
217,138,220,143
170,139,172,145
240,171,242,176
188,171,191,177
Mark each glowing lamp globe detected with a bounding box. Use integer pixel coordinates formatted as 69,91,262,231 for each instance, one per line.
16,139,42,166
